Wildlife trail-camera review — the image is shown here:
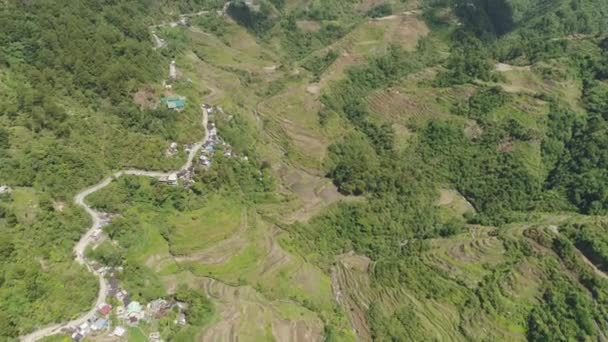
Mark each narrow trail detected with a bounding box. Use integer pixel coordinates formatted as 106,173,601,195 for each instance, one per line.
20,106,209,342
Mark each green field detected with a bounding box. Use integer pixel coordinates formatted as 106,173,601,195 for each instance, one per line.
4,0,608,341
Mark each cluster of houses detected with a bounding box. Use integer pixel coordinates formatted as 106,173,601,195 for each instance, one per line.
159,104,238,187
70,294,188,341
199,104,235,168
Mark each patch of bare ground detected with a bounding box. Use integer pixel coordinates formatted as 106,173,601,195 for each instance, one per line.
332,252,374,341
306,84,320,95
164,273,324,341
133,88,159,110
356,0,385,13
437,189,475,216
495,63,531,72
385,13,429,50
279,166,360,223
367,88,445,122
296,20,321,32
464,120,483,140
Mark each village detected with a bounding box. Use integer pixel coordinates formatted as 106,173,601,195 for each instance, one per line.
157,57,238,186
159,102,236,186
18,16,245,342
68,290,189,342
65,60,238,341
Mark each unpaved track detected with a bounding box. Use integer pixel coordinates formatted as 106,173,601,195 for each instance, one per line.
20,106,208,342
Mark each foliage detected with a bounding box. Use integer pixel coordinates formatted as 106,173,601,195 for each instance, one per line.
302,50,339,80
0,190,96,338
280,17,347,60
436,31,494,85
367,303,427,341
527,272,605,341
561,222,608,272
174,285,215,326
366,3,392,19
227,0,275,36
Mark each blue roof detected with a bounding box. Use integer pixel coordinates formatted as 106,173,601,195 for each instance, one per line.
167,99,185,109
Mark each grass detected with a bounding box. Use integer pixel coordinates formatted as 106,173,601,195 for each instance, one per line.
186,241,260,278
9,187,40,224
168,195,244,255
40,335,70,342
128,327,148,342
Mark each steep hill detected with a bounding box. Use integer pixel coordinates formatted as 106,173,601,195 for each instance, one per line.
2,0,608,341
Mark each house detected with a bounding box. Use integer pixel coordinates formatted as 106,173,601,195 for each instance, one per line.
161,96,186,111
91,318,109,331
112,326,126,337
78,322,90,335
166,142,179,157
127,301,143,316
159,173,178,185
176,312,187,325
175,301,188,311
98,303,112,316
115,289,129,304
71,332,83,342
148,299,170,315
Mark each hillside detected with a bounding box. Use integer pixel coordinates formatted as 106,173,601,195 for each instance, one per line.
2,0,608,341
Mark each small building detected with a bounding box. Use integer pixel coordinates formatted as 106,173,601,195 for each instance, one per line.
148,299,170,314
112,326,126,337
159,173,178,185
169,60,177,80
166,142,179,157
78,322,90,335
161,96,186,111
91,318,109,331
175,301,189,311
176,312,187,326
127,301,143,316
98,304,112,316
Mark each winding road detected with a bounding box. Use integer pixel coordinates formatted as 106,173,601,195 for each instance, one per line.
20,106,209,342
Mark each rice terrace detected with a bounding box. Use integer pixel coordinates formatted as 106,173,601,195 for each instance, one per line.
2,0,608,341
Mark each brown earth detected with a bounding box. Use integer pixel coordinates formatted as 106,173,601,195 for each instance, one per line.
133,88,159,110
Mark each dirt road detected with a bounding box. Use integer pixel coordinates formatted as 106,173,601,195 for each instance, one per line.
20,106,209,342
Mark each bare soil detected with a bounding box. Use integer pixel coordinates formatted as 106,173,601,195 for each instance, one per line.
296,20,321,32
133,88,159,110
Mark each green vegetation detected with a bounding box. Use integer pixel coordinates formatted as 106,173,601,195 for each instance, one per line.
5,0,608,340
302,50,339,80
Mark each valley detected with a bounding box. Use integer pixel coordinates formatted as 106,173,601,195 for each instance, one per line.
2,0,608,341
